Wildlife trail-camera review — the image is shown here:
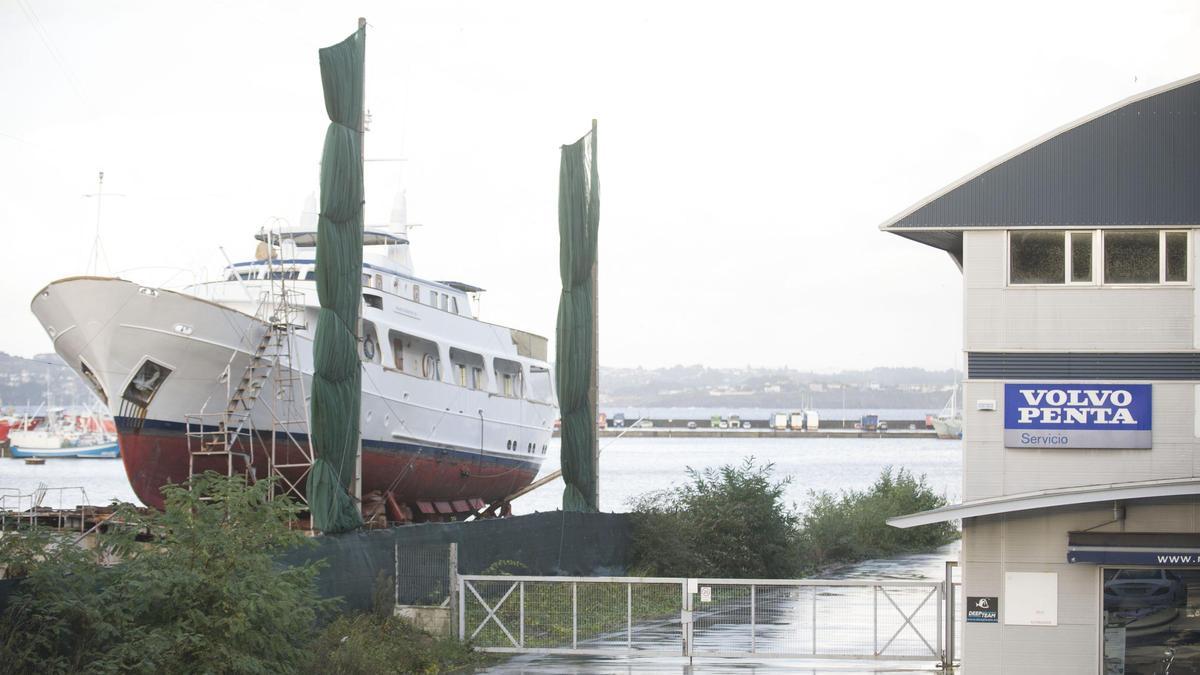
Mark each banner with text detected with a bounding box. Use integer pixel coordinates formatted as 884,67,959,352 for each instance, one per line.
1003,383,1151,449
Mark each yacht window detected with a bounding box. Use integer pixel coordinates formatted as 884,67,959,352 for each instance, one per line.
1166,231,1189,282
305,271,316,280
361,321,380,363
1105,230,1160,284
450,297,459,314
1010,231,1065,284
374,274,383,290
440,294,449,311
361,273,371,287
413,285,421,302
449,348,486,389
494,358,523,397
430,290,439,306
393,278,400,293
363,294,383,310
528,365,554,403
392,335,403,369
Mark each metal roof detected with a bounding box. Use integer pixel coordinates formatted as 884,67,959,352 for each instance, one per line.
887,477,1200,528
881,73,1200,253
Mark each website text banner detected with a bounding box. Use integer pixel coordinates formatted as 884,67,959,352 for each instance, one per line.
1003,383,1151,449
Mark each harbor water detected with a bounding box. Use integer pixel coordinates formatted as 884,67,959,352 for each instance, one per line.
0,436,962,514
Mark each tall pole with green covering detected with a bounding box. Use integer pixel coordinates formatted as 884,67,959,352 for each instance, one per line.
557,120,600,513
305,21,366,533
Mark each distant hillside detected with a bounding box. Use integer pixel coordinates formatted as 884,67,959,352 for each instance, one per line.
0,352,98,409
598,365,960,410
0,351,959,414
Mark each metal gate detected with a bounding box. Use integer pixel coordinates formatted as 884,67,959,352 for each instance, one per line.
459,572,956,663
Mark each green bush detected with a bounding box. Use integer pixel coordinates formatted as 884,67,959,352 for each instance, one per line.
306,613,485,675
0,473,329,674
629,460,959,578
629,458,802,578
796,466,958,569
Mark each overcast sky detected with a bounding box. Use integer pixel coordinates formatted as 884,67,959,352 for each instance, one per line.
2,1,1199,371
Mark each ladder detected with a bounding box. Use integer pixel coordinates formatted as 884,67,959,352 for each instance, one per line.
185,329,276,485
185,228,314,504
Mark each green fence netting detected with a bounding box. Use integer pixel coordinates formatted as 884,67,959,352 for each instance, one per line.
557,124,600,512
306,25,365,534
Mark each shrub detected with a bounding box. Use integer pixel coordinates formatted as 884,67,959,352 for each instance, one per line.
0,473,330,675
629,458,802,578
628,460,959,578
796,466,958,569
306,613,485,675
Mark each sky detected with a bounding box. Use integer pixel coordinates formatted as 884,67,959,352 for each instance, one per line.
2,1,1200,371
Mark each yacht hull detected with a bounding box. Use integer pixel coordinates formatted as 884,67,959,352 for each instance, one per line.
31,277,552,515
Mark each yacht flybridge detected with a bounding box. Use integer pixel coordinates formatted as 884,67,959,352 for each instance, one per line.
30,222,557,519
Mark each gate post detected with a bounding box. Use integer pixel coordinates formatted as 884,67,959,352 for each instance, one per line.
453,543,463,641
942,559,957,669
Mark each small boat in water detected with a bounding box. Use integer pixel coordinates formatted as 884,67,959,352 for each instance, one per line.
9,407,120,459
932,388,963,440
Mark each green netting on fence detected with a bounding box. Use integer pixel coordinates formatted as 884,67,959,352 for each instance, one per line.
277,511,634,612
306,25,365,534
557,124,600,513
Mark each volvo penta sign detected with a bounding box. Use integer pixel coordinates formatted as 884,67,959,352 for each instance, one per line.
1003,384,1151,449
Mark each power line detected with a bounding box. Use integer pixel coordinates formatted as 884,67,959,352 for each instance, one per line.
15,0,90,112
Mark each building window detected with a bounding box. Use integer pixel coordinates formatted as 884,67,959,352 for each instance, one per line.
1104,230,1160,284
1069,231,1093,283
1166,231,1189,282
1010,231,1065,284
1011,229,1190,285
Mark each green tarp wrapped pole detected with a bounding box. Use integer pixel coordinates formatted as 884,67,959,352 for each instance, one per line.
305,22,366,533
557,121,600,512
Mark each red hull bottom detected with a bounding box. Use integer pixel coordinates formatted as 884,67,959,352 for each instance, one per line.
117,420,539,518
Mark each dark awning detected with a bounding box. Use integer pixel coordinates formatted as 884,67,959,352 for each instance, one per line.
1068,531,1200,566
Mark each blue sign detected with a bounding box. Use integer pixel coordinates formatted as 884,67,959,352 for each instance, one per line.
1003,383,1151,449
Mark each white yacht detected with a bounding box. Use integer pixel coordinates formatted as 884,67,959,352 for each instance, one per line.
30,221,557,519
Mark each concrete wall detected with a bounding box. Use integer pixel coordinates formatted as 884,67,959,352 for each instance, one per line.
962,380,1199,500
962,230,1196,352
959,229,1200,501
961,498,1200,675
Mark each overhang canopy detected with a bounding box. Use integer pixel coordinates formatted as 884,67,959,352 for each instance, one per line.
880,73,1200,255
887,477,1200,529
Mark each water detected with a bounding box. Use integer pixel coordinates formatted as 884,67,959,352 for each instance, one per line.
518,436,962,515
0,437,961,515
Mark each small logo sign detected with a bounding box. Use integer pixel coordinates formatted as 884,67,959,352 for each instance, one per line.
699,587,712,603
966,596,999,623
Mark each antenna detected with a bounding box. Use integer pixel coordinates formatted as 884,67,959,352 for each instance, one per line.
82,170,125,276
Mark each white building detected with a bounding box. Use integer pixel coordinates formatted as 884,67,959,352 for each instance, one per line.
885,75,1200,674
